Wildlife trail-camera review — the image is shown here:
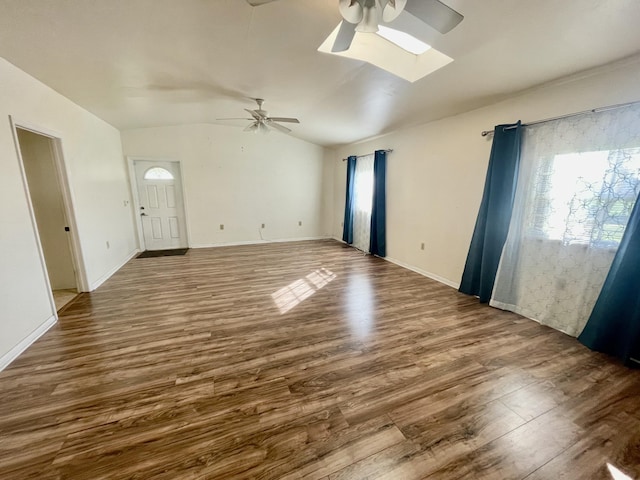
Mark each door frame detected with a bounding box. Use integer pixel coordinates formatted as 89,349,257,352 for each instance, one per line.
127,156,190,251
9,116,89,303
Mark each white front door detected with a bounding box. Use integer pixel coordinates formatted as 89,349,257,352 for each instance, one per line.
134,160,188,250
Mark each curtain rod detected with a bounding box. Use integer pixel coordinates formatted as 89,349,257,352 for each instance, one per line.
480,99,640,137
342,149,393,161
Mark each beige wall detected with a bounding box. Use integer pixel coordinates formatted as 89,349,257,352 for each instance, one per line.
327,56,640,287
0,57,137,366
18,129,76,290
121,124,328,246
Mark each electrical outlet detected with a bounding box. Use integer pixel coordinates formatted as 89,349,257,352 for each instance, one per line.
421,242,425,250
298,221,302,226
220,224,224,230
106,241,110,249
261,223,265,229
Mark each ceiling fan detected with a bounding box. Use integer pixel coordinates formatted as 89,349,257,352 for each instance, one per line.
217,98,300,134
245,0,463,52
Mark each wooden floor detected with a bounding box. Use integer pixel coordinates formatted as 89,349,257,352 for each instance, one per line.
52,289,78,312
1,240,639,479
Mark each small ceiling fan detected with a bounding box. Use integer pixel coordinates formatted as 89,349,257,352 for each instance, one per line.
246,0,463,52
217,98,300,134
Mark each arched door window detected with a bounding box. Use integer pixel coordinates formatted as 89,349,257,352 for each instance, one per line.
143,167,174,180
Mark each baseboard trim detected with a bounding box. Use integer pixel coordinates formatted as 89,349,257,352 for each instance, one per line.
191,236,332,249
384,256,460,290
89,249,140,291
0,315,57,372
329,237,460,289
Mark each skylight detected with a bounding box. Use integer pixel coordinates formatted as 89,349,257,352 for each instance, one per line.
376,26,431,55
318,22,453,83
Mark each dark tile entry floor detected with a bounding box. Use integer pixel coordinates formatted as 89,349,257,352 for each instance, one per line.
136,248,189,258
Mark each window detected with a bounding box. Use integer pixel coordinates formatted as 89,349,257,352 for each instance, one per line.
527,148,640,247
352,154,375,252
144,167,174,180
354,162,374,214
491,103,640,337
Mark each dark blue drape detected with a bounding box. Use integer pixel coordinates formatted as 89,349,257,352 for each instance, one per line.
459,121,522,303
370,150,387,257
578,192,640,368
342,156,357,244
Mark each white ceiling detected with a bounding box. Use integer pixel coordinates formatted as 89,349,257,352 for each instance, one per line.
0,0,639,147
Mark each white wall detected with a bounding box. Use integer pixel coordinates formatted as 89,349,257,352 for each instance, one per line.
121,124,327,246
18,129,76,290
327,56,640,287
0,57,137,366
321,148,336,238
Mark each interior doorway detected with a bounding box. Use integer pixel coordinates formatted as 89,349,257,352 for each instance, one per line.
13,125,84,312
131,159,188,251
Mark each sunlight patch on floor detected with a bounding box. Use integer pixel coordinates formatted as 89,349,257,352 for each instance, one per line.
608,463,633,480
272,268,337,314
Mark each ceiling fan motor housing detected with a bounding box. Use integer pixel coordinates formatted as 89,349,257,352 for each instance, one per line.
340,0,407,32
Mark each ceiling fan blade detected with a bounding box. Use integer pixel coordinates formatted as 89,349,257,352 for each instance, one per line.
245,108,263,120
268,117,300,124
246,0,279,6
217,117,255,121
332,21,357,52
244,123,259,132
404,0,463,34
266,121,291,134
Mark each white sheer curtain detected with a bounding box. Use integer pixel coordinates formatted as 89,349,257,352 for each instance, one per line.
491,104,640,336
352,154,374,252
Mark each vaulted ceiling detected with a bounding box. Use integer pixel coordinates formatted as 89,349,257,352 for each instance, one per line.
1,0,639,147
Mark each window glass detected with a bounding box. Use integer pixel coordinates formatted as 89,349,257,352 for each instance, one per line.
144,167,174,180
528,148,640,247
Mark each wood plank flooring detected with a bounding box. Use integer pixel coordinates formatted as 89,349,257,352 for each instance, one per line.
1,239,639,479
52,289,78,312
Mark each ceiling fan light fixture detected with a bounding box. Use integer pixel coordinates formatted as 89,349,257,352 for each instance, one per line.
382,0,407,22
339,0,364,24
